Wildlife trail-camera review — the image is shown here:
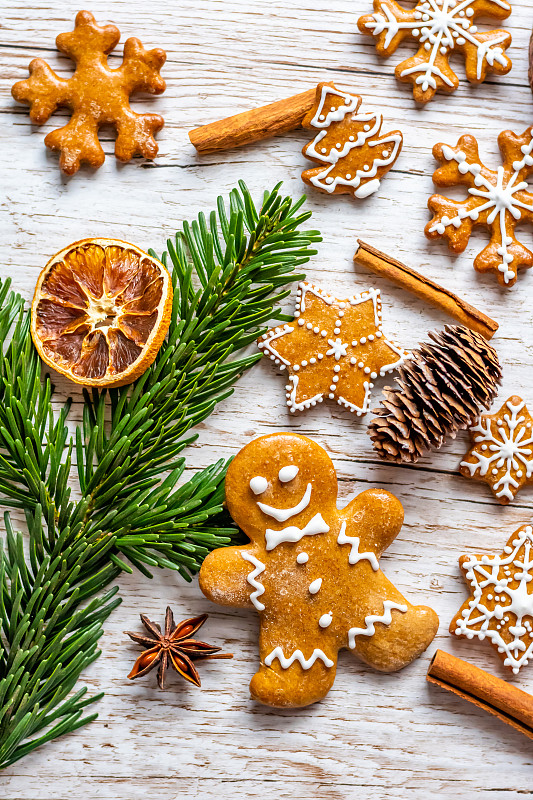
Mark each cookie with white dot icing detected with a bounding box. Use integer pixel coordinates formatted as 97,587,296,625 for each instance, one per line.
460,396,533,504
301,82,403,199
451,523,533,674
199,432,439,708
258,281,408,415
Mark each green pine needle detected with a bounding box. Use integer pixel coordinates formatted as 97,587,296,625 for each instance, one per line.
0,183,320,768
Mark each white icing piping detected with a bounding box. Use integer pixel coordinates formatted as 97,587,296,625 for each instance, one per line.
279,465,299,482
319,612,333,629
305,95,402,195
265,646,334,670
460,399,533,501
265,512,330,551
309,578,322,595
241,552,266,611
249,475,268,495
258,482,312,522
309,84,360,128
348,601,408,649
286,375,324,413
428,137,533,284
258,281,408,415
454,525,533,674
366,0,510,95
337,522,379,570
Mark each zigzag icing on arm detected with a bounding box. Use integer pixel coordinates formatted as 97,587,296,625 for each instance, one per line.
348,600,407,648
337,522,379,569
264,646,334,670
265,513,330,551
241,552,266,611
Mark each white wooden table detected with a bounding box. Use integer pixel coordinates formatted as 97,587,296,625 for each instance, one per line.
2,1,533,796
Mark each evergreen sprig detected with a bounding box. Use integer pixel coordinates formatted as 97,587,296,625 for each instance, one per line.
0,183,320,768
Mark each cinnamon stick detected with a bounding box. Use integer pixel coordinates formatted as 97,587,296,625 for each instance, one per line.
427,650,533,740
189,88,316,153
354,240,498,340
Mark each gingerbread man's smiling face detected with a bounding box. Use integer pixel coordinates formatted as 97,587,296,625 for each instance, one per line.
225,433,339,544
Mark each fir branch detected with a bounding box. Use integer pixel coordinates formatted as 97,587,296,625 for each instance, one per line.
77,181,319,574
0,183,319,767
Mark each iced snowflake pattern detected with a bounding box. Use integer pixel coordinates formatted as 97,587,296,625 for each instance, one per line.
451,525,533,674
425,129,533,287
460,397,533,504
358,0,512,104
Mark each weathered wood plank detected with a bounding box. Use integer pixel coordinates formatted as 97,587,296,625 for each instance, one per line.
1,1,533,797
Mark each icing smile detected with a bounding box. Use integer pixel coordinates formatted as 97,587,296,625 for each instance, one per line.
257,483,312,522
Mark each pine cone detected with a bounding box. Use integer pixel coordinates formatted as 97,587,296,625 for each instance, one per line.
368,325,502,464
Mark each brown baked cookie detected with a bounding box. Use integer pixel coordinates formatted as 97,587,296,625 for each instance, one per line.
425,130,533,287
199,433,439,708
12,11,166,174
451,523,533,675
301,82,402,199
460,396,533,504
358,0,512,104
258,281,408,415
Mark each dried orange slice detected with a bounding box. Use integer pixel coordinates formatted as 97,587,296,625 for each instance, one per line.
31,238,173,387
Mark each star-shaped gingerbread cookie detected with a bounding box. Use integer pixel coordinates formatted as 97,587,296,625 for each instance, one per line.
460,396,533,504
451,524,533,675
258,281,408,414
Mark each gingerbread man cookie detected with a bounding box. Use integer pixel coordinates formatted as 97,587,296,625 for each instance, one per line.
199,433,439,708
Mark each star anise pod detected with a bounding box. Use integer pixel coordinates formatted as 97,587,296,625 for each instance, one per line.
125,608,232,689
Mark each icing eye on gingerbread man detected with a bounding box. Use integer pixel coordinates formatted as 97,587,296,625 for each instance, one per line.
249,465,300,497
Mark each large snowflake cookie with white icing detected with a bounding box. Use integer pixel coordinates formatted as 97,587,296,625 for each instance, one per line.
425,129,533,287
199,433,439,708
358,0,512,104
301,82,403,199
258,281,408,415
451,523,533,674
460,396,533,504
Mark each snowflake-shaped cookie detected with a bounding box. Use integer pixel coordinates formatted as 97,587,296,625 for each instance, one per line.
425,129,533,287
451,524,533,674
258,282,408,414
358,0,512,104
460,396,533,504
11,11,166,174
